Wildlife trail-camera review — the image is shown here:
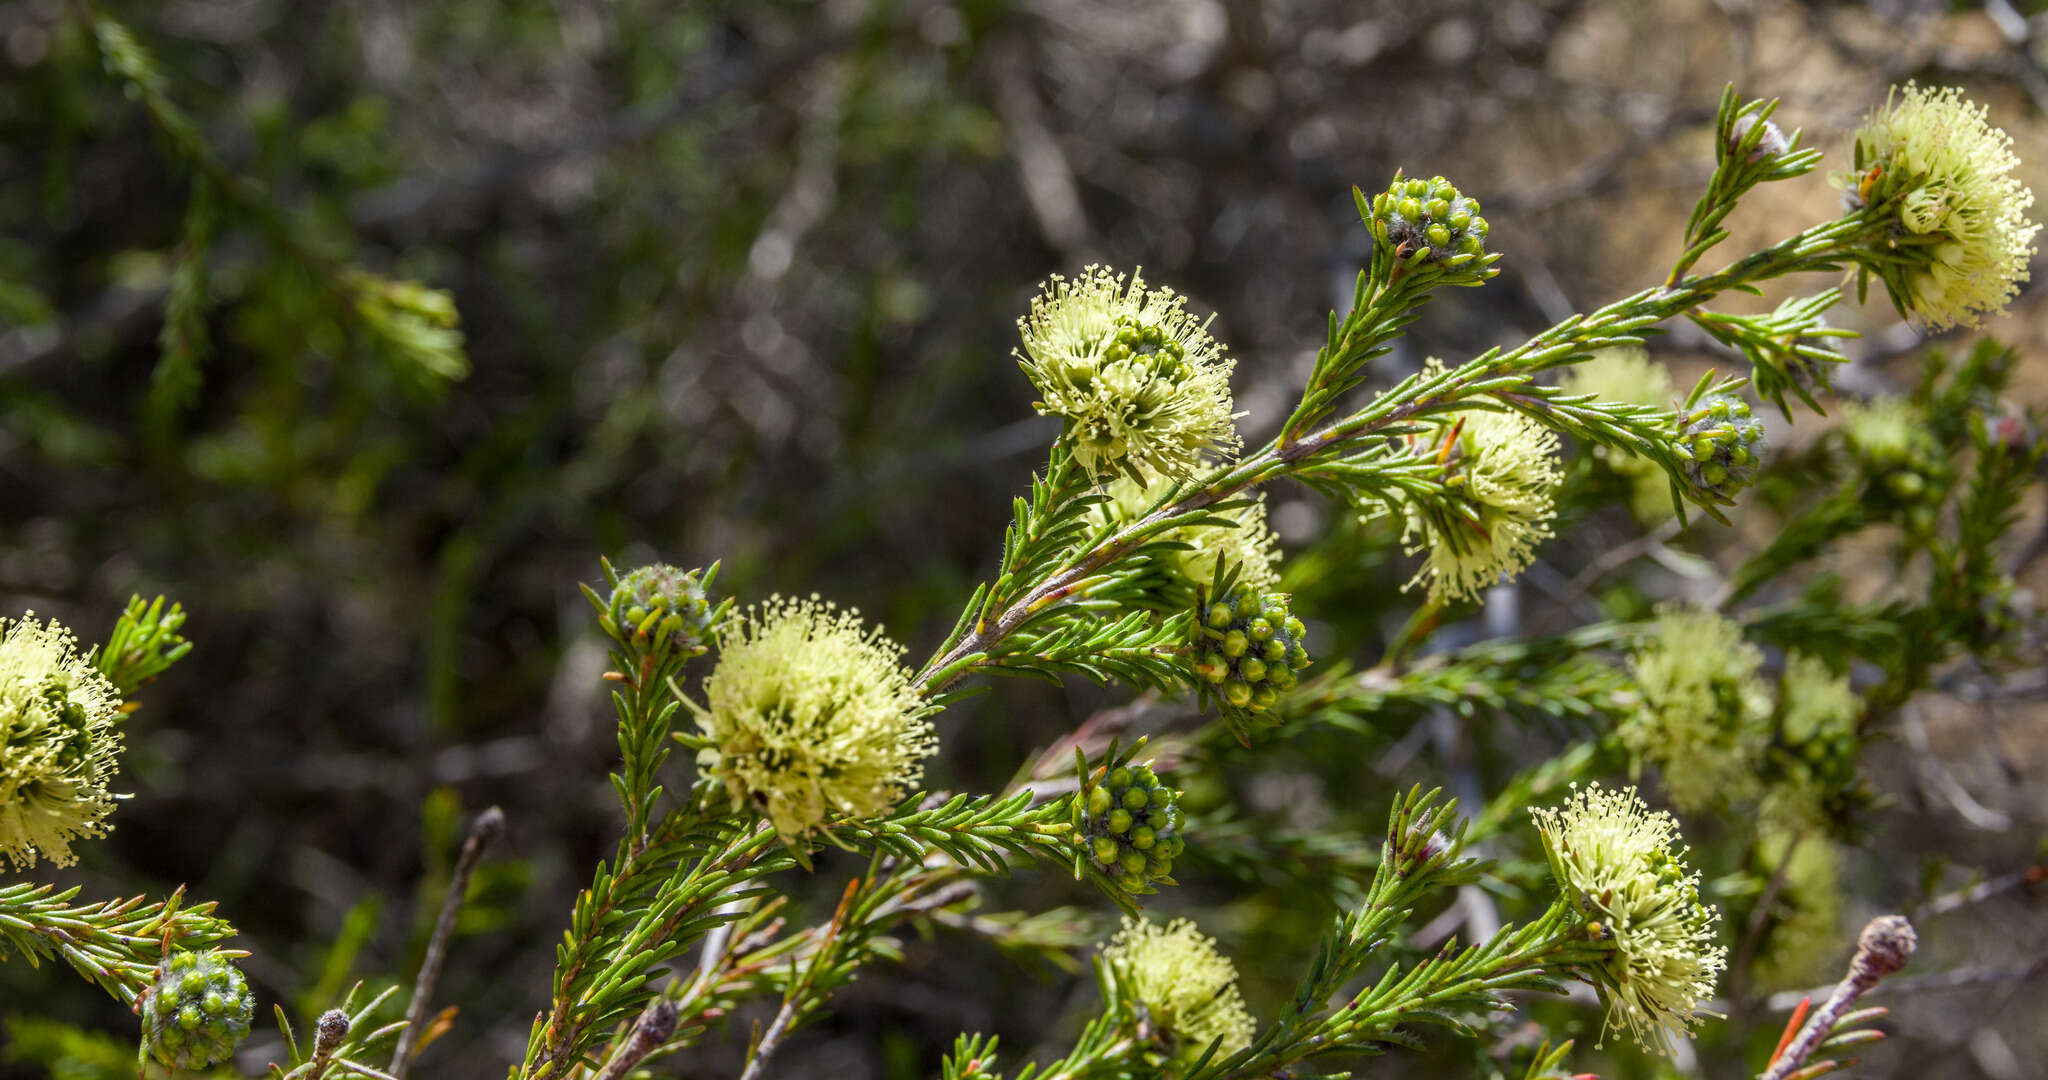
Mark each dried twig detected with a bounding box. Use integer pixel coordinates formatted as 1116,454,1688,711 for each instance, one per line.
990,37,1094,257
1912,864,2047,922
1900,706,2013,832
1758,952,2048,1013
388,806,505,1078
1731,830,1806,1013
736,878,861,1080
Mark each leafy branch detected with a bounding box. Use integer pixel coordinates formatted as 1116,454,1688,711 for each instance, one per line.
915,203,1888,699
80,8,468,399
0,883,237,1006
1187,788,1579,1077
95,594,191,698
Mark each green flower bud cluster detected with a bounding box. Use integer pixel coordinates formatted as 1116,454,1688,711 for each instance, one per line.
1675,393,1764,499
139,949,254,1070
1190,588,1308,719
1841,399,1949,533
1762,655,1866,834
1768,725,1861,830
1082,763,1185,894
603,563,728,658
1099,318,1191,380
1368,175,1492,270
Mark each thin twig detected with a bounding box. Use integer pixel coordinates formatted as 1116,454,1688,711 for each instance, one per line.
990,36,1094,257
1756,952,2048,1013
592,1000,681,1080
1730,830,1806,1012
736,878,861,1080
1911,865,2048,922
388,806,505,1078
1900,705,2013,832
1562,517,1683,602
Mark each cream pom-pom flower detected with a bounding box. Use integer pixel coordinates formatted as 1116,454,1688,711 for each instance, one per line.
0,613,125,868
1102,916,1255,1068
1561,347,1679,524
1622,605,1773,814
1532,784,1726,1055
1017,266,1240,483
1091,474,1280,593
691,597,936,840
1393,389,1563,604
1843,82,2040,330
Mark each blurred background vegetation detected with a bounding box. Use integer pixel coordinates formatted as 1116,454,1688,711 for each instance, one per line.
1,1,2044,1078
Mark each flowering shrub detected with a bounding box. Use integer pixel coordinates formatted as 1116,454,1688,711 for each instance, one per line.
4,42,2045,1080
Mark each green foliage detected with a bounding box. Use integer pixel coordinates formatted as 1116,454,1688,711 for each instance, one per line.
3,1015,159,1080
94,595,190,698
4,56,2043,1080
0,884,237,1006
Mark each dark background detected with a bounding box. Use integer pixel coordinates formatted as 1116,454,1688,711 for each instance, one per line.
1,2,2044,1078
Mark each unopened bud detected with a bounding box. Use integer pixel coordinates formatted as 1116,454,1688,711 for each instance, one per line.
314,1009,350,1058
1851,914,1916,982
1730,114,1789,163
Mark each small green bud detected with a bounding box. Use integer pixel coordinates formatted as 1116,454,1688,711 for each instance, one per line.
141,950,254,1070
1080,761,1186,894
1369,173,1494,274
1678,393,1765,500
1189,586,1310,728
605,563,723,657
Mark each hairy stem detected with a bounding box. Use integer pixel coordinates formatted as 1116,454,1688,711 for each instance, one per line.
1761,915,1917,1080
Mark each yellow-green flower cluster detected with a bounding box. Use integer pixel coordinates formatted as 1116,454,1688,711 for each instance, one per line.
1102,916,1255,1068
1532,784,1726,1055
1397,389,1563,603
0,614,124,869
1092,475,1279,593
1562,348,1677,524
1017,266,1239,482
1840,397,1949,532
1844,82,2039,330
1840,396,1921,464
1623,605,1772,814
1762,652,1863,834
691,597,936,840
